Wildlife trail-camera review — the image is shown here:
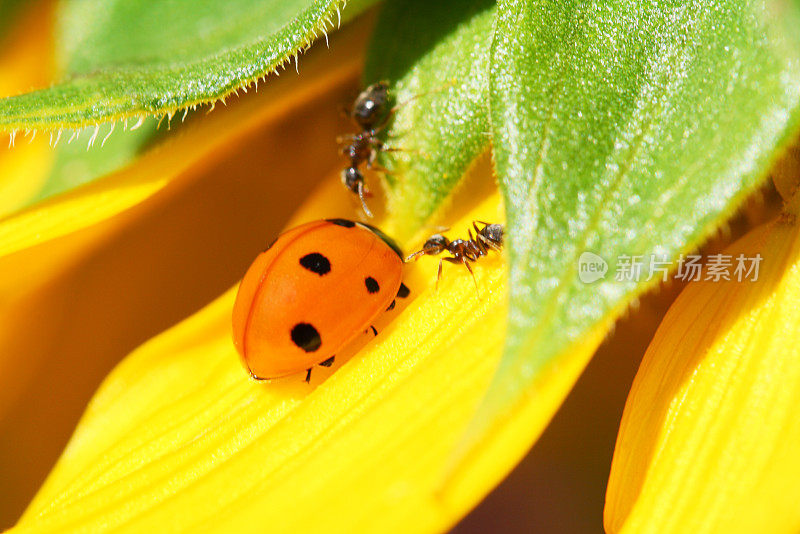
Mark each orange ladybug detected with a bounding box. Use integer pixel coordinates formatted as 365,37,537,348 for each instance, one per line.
232,218,410,382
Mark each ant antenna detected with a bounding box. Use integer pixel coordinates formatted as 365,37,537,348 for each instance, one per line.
405,250,427,262
357,181,373,218
390,79,458,114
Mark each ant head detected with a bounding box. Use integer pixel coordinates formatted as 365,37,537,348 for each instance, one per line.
341,167,364,193
481,223,504,246
405,234,449,262
422,234,449,255
351,81,391,130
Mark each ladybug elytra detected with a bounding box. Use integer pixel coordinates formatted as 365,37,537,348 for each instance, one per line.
232,218,409,382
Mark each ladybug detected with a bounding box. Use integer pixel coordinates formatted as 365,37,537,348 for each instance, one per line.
232,218,410,382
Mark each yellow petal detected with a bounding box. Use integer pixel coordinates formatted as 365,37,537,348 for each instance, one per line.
0,21,373,522
0,20,366,257
7,152,601,532
605,210,800,533
7,167,507,533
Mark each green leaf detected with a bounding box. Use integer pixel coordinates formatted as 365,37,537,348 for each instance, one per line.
470,0,800,451
0,0,377,131
0,0,380,219
364,0,493,237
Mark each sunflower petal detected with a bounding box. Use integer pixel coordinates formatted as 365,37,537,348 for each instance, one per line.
6,174,520,532
605,211,800,533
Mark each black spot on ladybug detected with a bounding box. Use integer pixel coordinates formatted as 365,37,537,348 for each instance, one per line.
299,252,331,275
326,218,356,228
397,283,410,298
291,323,322,352
365,276,380,294
386,299,396,311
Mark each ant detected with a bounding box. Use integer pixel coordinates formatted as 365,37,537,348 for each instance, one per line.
339,81,394,218
339,80,450,217
405,221,504,292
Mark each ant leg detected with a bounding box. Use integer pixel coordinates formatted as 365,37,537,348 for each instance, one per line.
365,148,399,176
483,240,502,253
357,81,456,138
367,136,420,157
380,145,429,162
436,258,444,291
360,80,457,139
387,285,411,310
472,221,482,237
468,227,487,256
388,81,456,115
463,259,480,295
366,156,394,175
397,283,410,298
473,221,502,252
380,146,421,155
371,164,395,175
305,368,312,383
248,369,268,382
365,154,394,175
366,143,384,168
336,133,356,144
319,356,335,367
473,223,489,253
357,181,374,218
367,118,394,137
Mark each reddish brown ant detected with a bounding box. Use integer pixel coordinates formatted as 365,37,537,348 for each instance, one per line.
406,221,504,292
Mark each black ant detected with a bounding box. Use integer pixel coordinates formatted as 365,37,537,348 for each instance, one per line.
406,221,504,291
339,81,451,217
339,81,393,218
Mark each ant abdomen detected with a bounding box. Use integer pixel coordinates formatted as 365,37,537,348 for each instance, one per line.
341,166,372,218
351,81,390,131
